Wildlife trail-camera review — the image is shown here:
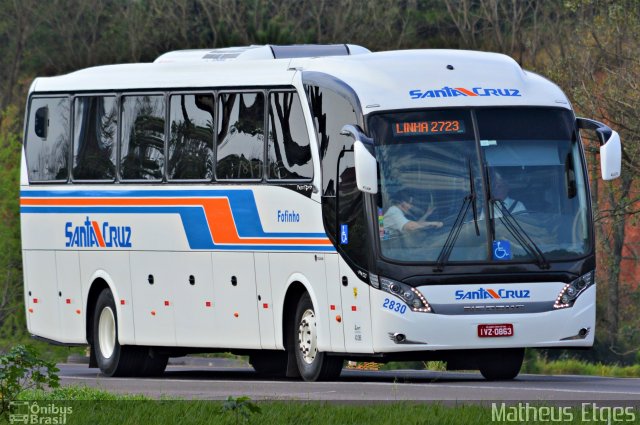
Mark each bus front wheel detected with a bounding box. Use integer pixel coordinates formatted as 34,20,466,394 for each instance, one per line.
477,348,524,381
293,293,343,381
249,351,287,377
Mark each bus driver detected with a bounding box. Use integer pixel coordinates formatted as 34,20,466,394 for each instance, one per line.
383,189,443,237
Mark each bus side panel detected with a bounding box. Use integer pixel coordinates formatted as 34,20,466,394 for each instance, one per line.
22,250,31,334
172,252,216,347
80,251,135,345
23,250,61,341
129,251,177,346
55,251,85,343
211,252,261,349
269,252,331,352
254,253,277,349
339,259,374,353
323,253,346,352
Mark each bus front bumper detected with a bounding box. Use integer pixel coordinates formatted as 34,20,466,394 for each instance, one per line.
370,284,595,353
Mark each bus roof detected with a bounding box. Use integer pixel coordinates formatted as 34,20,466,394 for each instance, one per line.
29,47,570,114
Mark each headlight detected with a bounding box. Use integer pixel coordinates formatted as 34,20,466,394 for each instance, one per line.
372,274,432,313
554,271,594,309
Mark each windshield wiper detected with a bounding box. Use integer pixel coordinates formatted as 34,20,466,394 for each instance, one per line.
434,159,478,272
482,163,550,270
468,160,480,236
491,200,550,270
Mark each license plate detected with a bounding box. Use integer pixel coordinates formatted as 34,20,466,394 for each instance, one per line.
477,323,514,338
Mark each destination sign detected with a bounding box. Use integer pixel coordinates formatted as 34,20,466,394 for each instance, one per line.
393,120,465,136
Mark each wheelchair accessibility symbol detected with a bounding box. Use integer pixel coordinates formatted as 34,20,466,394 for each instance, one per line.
340,224,349,245
493,240,512,260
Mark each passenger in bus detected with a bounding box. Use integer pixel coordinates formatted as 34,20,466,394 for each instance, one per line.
383,189,443,237
491,170,526,215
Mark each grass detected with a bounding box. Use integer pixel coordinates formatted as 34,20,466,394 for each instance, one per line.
0,336,86,364
18,385,149,401
9,386,640,425
373,354,640,378
522,357,640,377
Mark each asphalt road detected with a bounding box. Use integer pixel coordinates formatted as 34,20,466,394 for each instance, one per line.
57,359,640,403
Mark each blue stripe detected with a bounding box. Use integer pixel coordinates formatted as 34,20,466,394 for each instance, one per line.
21,189,328,238
21,205,334,251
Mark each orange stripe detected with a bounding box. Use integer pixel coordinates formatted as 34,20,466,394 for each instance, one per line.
21,197,331,246
487,289,501,299
91,221,106,247
455,87,478,96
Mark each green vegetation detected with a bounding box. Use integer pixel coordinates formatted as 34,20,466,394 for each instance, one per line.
0,345,59,415
523,356,640,378
8,386,640,425
8,387,640,425
19,385,148,401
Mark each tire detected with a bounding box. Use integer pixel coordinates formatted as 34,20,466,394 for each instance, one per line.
477,348,524,381
293,293,343,381
92,288,147,377
139,351,168,377
249,351,288,378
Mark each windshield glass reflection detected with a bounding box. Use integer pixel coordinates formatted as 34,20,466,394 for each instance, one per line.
369,108,590,264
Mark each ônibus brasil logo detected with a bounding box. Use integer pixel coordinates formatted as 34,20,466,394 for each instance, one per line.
455,288,530,301
409,86,521,99
65,217,132,248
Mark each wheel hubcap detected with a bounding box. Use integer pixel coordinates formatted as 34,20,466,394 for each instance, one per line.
298,309,317,364
98,307,116,359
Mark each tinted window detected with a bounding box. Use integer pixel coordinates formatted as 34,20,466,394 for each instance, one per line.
337,153,369,268
168,94,214,180
120,95,165,180
26,97,70,181
267,92,312,180
216,92,264,180
306,86,357,195
476,108,589,260
73,96,117,180
306,85,358,244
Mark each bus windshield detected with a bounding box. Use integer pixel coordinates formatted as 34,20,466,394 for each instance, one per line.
369,107,590,265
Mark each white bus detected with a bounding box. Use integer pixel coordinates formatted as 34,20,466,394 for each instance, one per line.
21,44,621,381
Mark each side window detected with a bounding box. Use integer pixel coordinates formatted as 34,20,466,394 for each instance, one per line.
306,87,357,196
168,94,214,180
73,96,117,180
25,97,70,181
337,152,368,268
306,85,358,244
267,92,313,180
216,92,264,180
120,95,165,181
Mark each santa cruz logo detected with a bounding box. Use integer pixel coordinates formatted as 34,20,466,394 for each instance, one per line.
409,86,521,99
65,217,132,248
455,288,530,300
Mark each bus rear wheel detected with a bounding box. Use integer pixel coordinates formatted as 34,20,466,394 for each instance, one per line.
292,293,343,381
92,288,167,377
477,348,524,381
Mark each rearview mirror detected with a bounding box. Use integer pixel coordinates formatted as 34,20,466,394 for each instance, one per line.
340,125,378,194
577,117,621,180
